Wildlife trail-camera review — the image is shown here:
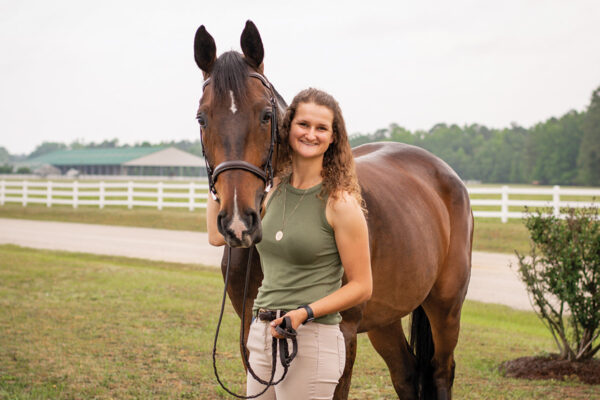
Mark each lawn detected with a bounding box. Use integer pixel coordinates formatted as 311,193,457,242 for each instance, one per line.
0,203,206,232
0,245,596,399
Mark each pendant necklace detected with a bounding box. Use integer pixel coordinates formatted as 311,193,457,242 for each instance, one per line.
275,183,308,241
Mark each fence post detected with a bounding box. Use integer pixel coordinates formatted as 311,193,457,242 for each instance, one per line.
99,181,105,209
157,181,163,210
189,182,194,211
47,181,53,207
128,181,133,209
73,180,78,209
22,180,28,207
553,185,560,217
0,180,5,206
501,185,509,223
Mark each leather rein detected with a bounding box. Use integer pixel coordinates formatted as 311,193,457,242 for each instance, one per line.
199,72,298,398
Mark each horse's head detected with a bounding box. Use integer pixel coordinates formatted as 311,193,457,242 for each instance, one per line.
194,21,282,248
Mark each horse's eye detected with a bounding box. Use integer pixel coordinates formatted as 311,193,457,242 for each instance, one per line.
261,111,272,124
197,114,207,128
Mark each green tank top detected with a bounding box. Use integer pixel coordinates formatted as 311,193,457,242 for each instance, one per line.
254,181,343,324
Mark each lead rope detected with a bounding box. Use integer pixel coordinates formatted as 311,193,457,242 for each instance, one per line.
212,246,298,398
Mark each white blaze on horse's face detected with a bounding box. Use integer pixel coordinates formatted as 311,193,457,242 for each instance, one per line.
229,189,249,244
229,90,237,114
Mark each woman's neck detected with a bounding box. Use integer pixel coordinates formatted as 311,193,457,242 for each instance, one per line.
290,156,323,189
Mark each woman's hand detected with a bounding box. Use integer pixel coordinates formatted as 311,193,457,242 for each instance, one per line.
269,308,308,338
206,196,226,246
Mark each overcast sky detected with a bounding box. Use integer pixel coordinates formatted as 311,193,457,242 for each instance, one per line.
1,0,599,155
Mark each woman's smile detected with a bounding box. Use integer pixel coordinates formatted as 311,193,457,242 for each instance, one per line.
289,102,334,160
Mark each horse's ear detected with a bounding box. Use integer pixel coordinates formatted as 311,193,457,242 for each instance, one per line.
240,20,264,70
194,25,217,76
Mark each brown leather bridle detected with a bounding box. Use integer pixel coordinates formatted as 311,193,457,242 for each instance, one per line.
197,72,279,202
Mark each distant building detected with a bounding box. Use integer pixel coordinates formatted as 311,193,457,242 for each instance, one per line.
25,147,207,177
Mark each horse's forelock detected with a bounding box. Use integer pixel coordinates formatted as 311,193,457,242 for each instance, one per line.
211,51,250,105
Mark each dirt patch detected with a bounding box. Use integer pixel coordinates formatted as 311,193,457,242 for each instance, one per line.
501,355,600,385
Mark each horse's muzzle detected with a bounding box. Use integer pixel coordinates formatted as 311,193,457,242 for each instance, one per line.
218,209,262,248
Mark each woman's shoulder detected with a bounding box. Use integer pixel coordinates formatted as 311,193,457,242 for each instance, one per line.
325,190,364,228
327,190,360,210
271,176,284,195
261,176,283,214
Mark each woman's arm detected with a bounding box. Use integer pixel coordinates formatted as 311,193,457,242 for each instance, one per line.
206,196,226,246
270,192,371,335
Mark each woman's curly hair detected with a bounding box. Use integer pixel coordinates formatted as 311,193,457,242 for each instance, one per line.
276,88,365,211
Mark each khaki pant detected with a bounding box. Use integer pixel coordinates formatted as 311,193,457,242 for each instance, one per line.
246,319,346,400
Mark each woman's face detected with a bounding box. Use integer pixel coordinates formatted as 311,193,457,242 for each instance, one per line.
288,102,334,162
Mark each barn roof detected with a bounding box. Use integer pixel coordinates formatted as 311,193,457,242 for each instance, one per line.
27,147,166,166
123,147,205,167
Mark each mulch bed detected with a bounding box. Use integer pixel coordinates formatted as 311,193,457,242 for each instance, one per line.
501,355,600,384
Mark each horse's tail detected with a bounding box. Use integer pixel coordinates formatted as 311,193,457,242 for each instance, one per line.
410,305,435,400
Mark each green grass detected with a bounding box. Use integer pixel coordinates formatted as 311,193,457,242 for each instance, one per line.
0,245,597,399
0,203,206,232
472,219,530,254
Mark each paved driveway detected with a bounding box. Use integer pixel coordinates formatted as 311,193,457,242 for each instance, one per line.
0,218,532,311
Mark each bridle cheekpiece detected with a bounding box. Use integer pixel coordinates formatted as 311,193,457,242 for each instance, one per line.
197,72,278,202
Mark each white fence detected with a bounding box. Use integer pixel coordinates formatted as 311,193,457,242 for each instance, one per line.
1,180,599,221
469,185,600,222
0,180,210,210
0,174,208,181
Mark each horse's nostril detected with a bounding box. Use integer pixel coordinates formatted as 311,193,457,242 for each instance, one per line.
217,211,227,235
247,210,259,230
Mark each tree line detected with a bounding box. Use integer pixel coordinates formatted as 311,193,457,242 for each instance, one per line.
350,85,600,186
2,86,599,186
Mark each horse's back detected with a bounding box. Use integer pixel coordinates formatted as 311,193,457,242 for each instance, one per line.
354,142,468,201
351,142,472,329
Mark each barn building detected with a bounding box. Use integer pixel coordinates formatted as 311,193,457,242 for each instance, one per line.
25,147,207,177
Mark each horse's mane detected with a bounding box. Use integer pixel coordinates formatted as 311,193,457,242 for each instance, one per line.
211,51,249,105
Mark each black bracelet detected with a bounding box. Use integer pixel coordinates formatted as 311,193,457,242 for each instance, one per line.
297,305,315,324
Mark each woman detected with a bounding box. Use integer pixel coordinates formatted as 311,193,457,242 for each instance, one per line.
207,88,372,399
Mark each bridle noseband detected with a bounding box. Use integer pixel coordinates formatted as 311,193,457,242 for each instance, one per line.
197,72,279,202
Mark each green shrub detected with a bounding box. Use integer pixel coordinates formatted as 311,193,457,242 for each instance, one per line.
515,205,600,360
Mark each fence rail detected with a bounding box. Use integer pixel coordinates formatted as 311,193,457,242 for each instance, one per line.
1,180,599,221
468,185,600,222
0,179,210,210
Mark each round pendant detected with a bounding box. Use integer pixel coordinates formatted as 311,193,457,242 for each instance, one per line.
275,231,283,241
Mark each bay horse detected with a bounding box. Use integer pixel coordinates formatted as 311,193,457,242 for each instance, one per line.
194,21,473,400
